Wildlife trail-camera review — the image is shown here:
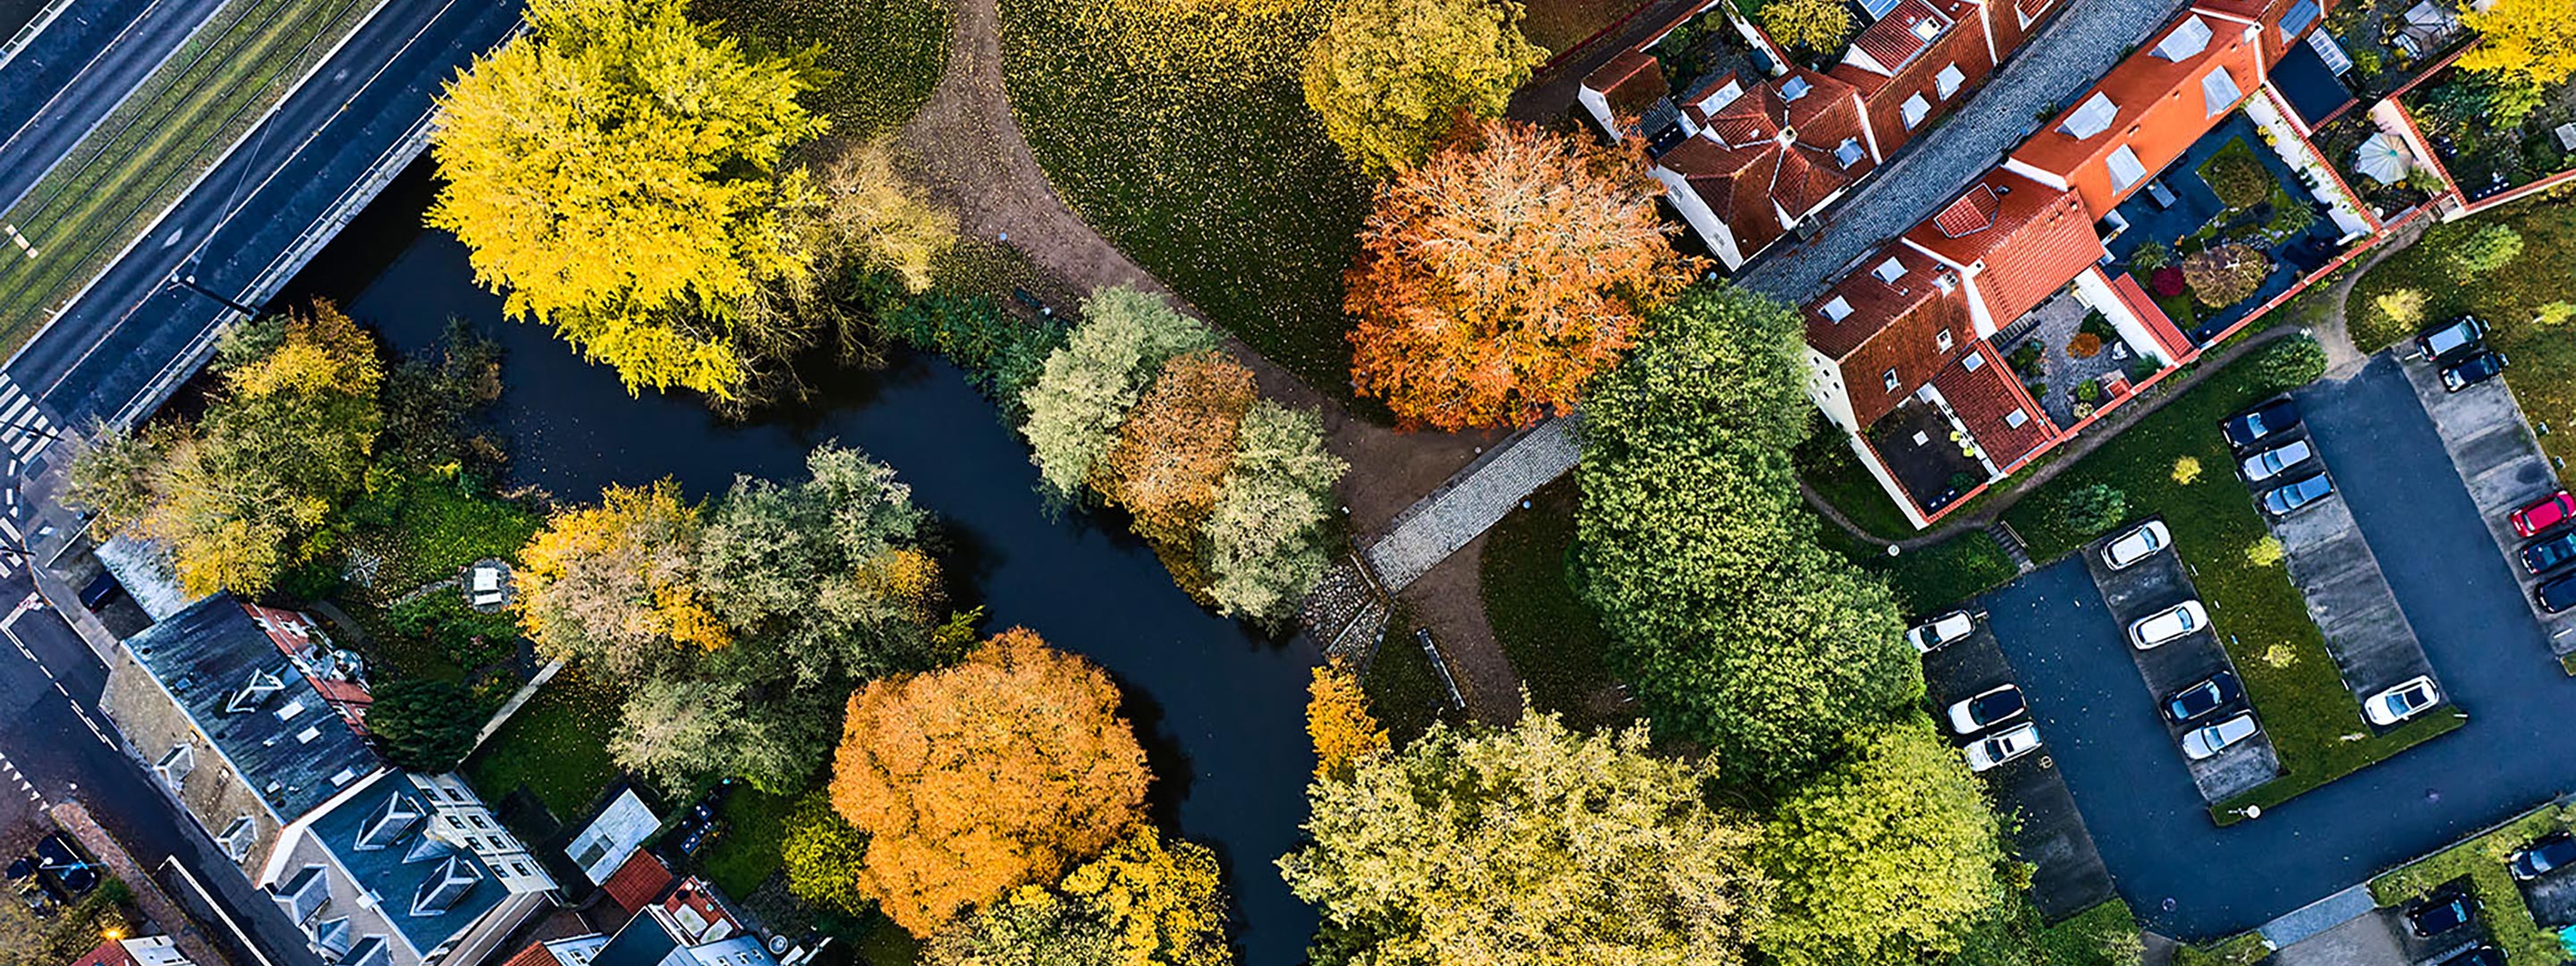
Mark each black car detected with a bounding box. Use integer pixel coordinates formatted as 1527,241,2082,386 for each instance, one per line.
2417,315,2490,361
2438,946,2504,966
2262,472,2334,517
2408,888,2475,937
2442,350,2509,392
2511,833,2576,881
2164,671,2243,724
2522,530,2576,574
2221,398,2301,450
2540,572,2576,614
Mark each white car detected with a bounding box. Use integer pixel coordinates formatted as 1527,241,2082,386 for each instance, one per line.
2182,712,2259,760
2129,600,2208,649
1945,683,2028,735
1908,611,1976,653
1963,723,2042,772
2101,521,2172,570
2365,675,2441,725
2240,439,2315,484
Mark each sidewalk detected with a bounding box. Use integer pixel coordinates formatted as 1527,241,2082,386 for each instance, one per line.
48,800,235,966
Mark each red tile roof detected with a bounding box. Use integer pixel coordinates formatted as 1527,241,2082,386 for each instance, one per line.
1807,246,1974,428
71,940,135,966
499,943,562,966
1582,49,1669,127
600,850,674,916
1849,0,1952,75
2109,268,2198,360
1932,184,2002,237
1930,342,2055,468
2009,6,2268,214
1902,170,2105,326
1657,69,1872,257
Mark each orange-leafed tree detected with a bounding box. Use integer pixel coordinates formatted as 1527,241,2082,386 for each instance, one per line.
830,627,1151,936
1097,350,1258,547
1345,119,1682,430
1305,662,1386,781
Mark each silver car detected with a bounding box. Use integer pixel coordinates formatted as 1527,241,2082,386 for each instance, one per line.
2182,712,2259,760
2101,521,2171,570
2241,438,2314,483
1964,723,2042,771
2129,600,2208,649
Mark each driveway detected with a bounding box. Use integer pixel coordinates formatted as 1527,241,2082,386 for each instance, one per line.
1920,614,2115,920
2078,524,2280,802
1990,356,2576,942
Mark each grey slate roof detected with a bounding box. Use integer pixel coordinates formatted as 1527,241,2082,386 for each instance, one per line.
305,778,510,958
589,910,682,966
126,595,378,820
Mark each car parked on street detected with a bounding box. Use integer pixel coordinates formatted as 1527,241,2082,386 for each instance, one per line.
2164,671,2243,724
1946,684,2028,735
2417,315,2490,361
2539,572,2576,614
1963,723,2041,771
2262,472,2334,517
2182,712,2259,760
2364,675,2440,725
2102,521,2171,570
2436,946,2504,966
2240,438,2314,483
2222,398,2301,450
2509,833,2576,881
1908,611,1975,653
2512,491,2576,538
2129,600,2208,649
2407,887,2475,937
2441,350,2509,392
2521,530,2576,574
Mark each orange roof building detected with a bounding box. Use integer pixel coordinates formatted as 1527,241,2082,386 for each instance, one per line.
1899,169,2107,334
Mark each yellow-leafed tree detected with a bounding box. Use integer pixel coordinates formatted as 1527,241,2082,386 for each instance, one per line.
1300,0,1546,175
832,628,1151,936
1059,829,1235,966
428,0,825,398
1304,664,1386,780
2460,0,2576,94
515,480,728,674
1097,350,1258,547
1759,0,1852,54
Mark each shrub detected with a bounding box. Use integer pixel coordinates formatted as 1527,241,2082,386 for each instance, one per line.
2373,288,2428,331
2444,224,2525,280
386,589,521,671
2127,353,2163,383
2253,335,2327,390
2247,537,2284,567
1760,0,1852,53
2006,341,2044,377
2267,198,2317,238
2150,267,2187,297
2068,333,2104,359
2129,241,2174,272
367,679,484,772
2536,301,2576,328
2182,244,2270,307
2260,642,2297,668
2199,140,2274,209
2074,381,2103,404
2056,483,2129,537
2172,456,2202,485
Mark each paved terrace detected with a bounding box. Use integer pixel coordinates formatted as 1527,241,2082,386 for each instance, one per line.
1733,0,2197,304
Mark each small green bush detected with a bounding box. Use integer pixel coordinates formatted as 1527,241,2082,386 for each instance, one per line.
2445,224,2525,281
2056,483,2129,537
2253,335,2327,390
2199,139,2275,210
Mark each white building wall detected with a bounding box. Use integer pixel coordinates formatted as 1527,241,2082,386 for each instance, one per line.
1653,165,1747,268
2070,267,2173,366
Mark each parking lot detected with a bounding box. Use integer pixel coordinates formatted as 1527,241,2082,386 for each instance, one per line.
2232,400,2447,724
2078,521,2281,802
1918,612,2117,920
2392,347,2576,656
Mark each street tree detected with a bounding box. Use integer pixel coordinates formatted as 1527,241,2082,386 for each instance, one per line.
1346,119,1681,429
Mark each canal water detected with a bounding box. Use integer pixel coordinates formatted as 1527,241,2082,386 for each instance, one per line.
283,165,1323,965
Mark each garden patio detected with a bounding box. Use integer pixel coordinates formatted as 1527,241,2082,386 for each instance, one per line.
1865,395,1991,520
2104,114,2351,343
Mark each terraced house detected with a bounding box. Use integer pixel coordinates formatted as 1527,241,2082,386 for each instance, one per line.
98,595,556,966
1577,0,2063,268
1802,0,2365,528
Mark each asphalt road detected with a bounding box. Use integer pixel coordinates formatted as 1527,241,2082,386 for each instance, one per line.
8,0,523,429
1982,358,2576,941
0,577,320,964
0,0,232,217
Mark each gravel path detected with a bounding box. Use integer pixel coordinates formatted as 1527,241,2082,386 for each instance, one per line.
1733,0,2197,303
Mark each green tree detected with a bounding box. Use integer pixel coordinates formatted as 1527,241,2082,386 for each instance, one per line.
927,889,1121,966
1760,0,1852,53
1020,286,1218,502
1756,717,2006,966
1299,0,1546,175
2253,335,2326,390
366,679,483,772
695,443,942,683
1576,285,1919,787
428,0,826,399
2444,223,2525,280
2055,483,2129,537
1204,401,1346,621
781,792,874,915
609,674,742,794
1279,711,1773,966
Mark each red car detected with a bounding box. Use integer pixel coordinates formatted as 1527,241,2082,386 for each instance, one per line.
2513,491,2576,538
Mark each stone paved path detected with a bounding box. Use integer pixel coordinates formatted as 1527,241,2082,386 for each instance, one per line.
1363,419,1579,589
1733,0,2196,302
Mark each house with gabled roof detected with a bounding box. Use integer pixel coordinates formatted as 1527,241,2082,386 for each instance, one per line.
498,860,778,966
98,595,557,966
1579,0,2063,269
2004,5,2274,216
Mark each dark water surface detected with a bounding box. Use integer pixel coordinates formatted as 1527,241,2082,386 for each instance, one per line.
285,167,1322,965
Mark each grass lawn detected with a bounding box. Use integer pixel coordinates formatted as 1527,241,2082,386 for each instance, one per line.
0,0,374,352
1794,419,1918,539
342,470,542,597
2370,801,2574,965
2349,198,2576,466
2002,344,2461,819
1521,0,1643,54
1364,612,1455,747
997,0,1373,393
2174,931,2274,966
462,669,624,824
698,786,798,901
1943,897,2145,966
1478,477,1631,729
691,0,947,140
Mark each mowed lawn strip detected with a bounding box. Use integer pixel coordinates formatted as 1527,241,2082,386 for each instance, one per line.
2002,351,2458,818
462,669,623,825
1479,477,1630,729
2350,199,2576,466
0,0,371,352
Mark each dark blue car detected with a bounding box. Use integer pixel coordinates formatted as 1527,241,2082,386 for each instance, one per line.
2523,530,2576,574
2408,888,2474,937
2222,398,2301,450
2164,671,2243,724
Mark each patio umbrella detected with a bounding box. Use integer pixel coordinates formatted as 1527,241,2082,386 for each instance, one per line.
2354,132,2411,185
